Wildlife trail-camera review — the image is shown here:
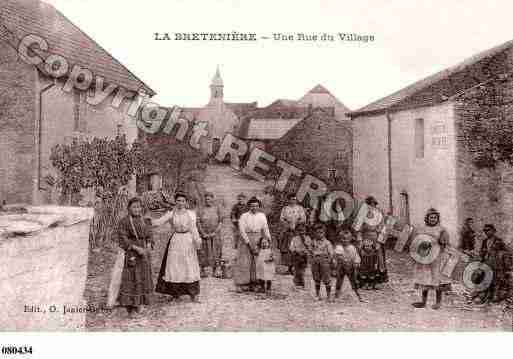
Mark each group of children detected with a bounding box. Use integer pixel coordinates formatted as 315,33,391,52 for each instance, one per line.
254,222,380,301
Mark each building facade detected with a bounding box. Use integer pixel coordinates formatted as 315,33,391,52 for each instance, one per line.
0,0,155,204
350,39,513,245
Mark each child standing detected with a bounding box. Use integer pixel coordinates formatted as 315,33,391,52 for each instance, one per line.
289,223,311,289
333,228,364,302
310,223,333,301
256,237,275,294
358,238,379,290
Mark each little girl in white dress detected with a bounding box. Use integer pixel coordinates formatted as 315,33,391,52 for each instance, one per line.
256,237,275,293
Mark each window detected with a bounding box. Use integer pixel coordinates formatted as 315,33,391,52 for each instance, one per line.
414,118,425,158
117,124,123,136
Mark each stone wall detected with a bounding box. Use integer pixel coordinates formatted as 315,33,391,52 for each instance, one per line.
455,73,513,244
0,206,93,331
0,41,37,204
269,110,353,193
352,113,389,206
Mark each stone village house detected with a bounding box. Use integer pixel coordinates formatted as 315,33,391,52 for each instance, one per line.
349,39,513,245
0,0,155,204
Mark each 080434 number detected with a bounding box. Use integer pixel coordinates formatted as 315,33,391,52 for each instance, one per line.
1,346,33,355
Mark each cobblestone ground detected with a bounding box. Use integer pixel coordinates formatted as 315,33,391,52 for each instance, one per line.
84,165,512,331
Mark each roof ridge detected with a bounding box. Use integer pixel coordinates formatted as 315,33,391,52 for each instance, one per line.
351,38,513,116
309,84,330,94
47,2,155,95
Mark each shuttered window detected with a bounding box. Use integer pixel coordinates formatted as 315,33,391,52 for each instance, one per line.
415,118,425,158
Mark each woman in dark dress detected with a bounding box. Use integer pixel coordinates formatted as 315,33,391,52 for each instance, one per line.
117,197,154,316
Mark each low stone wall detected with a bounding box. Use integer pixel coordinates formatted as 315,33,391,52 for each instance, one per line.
0,206,93,331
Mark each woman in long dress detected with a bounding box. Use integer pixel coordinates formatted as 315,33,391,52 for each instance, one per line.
411,208,452,310
116,197,154,316
234,196,272,292
152,192,202,302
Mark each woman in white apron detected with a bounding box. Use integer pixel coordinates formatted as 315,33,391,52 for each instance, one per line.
234,196,272,292
152,192,202,302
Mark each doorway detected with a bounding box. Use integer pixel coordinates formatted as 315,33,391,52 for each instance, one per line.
399,191,410,225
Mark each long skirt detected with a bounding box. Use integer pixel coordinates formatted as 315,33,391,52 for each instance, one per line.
278,228,293,267
233,232,259,286
199,234,223,268
362,231,387,276
413,249,452,292
292,252,308,286
118,250,154,307
156,233,200,298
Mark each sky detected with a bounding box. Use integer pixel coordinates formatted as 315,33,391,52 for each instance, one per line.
44,0,513,110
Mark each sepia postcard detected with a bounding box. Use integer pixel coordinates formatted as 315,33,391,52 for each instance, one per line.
1,0,513,344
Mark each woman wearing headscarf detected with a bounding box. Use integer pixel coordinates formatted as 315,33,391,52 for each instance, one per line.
152,192,202,302
411,208,451,310
116,197,154,316
234,196,272,292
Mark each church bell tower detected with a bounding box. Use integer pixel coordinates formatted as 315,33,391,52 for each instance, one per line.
209,65,224,102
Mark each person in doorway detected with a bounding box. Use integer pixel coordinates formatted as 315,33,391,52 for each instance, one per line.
411,208,452,310
117,197,154,317
153,192,202,302
197,192,225,278
279,194,307,274
459,217,476,255
234,196,272,292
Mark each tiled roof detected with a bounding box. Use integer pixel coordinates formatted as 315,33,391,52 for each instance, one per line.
240,118,302,140
266,99,299,108
0,0,155,95
225,101,258,118
243,106,310,120
350,39,513,117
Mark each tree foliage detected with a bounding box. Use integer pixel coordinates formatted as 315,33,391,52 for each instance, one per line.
50,135,134,203
137,128,208,194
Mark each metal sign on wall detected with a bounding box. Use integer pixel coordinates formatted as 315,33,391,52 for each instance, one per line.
431,121,449,149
